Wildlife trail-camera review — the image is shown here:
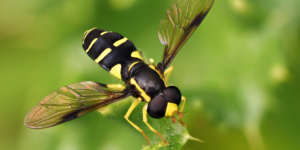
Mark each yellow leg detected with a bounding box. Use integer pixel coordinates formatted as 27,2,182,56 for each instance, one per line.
106,84,125,90
179,96,186,113
143,104,169,145
164,66,174,82
124,99,150,145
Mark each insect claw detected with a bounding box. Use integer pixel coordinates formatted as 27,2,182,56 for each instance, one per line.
146,139,150,146
178,112,184,117
178,112,187,127
179,120,187,127
157,140,169,146
172,111,177,123
154,132,169,146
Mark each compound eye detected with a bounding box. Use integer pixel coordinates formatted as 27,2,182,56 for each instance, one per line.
163,86,181,105
147,94,167,118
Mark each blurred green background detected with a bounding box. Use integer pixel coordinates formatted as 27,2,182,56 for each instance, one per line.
1,0,300,150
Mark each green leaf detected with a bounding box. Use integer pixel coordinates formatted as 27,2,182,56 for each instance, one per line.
98,98,201,150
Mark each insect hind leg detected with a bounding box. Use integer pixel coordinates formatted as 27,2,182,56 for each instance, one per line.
124,98,150,145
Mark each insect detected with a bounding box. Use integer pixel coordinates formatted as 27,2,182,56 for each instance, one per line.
24,0,214,146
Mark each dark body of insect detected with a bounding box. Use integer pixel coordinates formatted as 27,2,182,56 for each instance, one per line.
82,28,181,119
24,0,215,146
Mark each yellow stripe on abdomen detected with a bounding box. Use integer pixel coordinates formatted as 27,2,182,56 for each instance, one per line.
85,38,98,53
95,48,112,63
113,37,128,47
100,31,110,36
83,28,97,44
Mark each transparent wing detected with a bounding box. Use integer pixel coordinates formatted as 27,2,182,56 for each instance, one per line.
158,0,214,71
24,81,129,129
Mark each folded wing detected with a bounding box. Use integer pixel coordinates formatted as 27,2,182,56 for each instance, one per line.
24,81,129,129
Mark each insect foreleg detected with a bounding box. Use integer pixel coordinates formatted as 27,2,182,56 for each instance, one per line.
143,103,169,145
179,96,186,113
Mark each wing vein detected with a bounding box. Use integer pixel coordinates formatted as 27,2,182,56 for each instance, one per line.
157,0,214,71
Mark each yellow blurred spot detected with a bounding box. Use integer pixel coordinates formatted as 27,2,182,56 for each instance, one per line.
192,99,202,109
149,58,154,64
230,0,248,14
270,64,288,82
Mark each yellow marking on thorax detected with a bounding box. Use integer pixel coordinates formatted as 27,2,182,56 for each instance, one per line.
131,51,143,60
130,78,151,102
128,62,140,72
113,37,128,47
149,65,168,87
85,38,98,53
110,64,122,79
95,48,112,63
165,102,178,117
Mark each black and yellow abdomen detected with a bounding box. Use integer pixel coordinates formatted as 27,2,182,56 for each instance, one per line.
82,28,144,81
82,28,167,102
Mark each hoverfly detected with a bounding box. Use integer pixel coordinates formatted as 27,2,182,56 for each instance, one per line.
24,0,214,145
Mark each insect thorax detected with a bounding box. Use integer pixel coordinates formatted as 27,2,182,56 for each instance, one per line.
129,63,166,102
